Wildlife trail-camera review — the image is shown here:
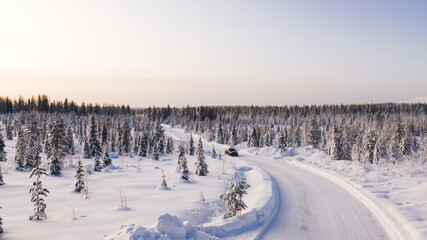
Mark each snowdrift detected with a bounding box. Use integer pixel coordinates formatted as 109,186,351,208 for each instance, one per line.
103,158,279,240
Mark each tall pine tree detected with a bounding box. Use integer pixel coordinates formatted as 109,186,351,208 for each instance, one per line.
87,115,102,158
75,158,85,192
195,137,208,176
25,112,41,169
219,172,250,219
187,134,195,156
362,128,377,164
0,131,6,162
15,129,27,170
29,148,49,220
307,118,321,149
47,116,67,176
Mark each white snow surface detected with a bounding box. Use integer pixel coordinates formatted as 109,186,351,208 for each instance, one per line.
2,124,426,240
0,125,277,240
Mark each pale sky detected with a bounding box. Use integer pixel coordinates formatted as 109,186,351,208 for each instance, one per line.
1,0,426,107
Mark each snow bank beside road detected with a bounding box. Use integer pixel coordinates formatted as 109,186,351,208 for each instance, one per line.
103,162,278,240
200,161,278,240
243,145,427,240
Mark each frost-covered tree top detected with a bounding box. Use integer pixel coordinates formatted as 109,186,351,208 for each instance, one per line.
195,137,208,176
219,172,250,219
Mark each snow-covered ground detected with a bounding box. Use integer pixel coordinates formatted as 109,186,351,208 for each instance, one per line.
0,126,276,240
244,146,427,240
2,124,426,240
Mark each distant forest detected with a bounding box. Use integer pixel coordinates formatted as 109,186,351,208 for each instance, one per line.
0,95,131,115
0,94,426,168
137,103,427,165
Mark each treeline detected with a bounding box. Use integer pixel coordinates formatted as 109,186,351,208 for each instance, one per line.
0,95,131,115
137,103,427,166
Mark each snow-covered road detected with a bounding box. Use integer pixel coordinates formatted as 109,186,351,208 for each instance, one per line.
163,125,392,239
237,153,391,240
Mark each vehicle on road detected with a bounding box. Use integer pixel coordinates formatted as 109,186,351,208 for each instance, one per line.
225,147,238,156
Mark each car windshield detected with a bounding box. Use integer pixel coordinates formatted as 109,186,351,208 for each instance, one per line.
229,148,236,151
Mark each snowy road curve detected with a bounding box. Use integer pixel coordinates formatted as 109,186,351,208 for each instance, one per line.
163,125,391,240
239,153,390,240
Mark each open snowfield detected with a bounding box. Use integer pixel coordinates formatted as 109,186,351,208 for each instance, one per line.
1,124,427,239
0,126,276,240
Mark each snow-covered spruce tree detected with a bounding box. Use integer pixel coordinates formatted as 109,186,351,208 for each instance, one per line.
373,135,387,165
400,130,412,158
341,126,357,160
180,156,190,180
178,145,190,180
93,155,103,172
158,136,165,154
219,172,250,219
101,123,109,148
48,116,68,176
147,140,154,158
276,129,287,151
362,128,377,164
294,125,302,148
195,137,208,176
110,128,117,153
121,120,131,154
154,118,165,141
307,118,321,149
29,148,49,220
327,124,343,160
75,158,85,192
43,134,50,154
138,133,147,157
6,116,13,140
178,141,185,167
230,124,238,146
65,127,75,155
389,117,405,162
83,138,91,159
248,126,259,147
216,122,223,144
211,144,218,159
15,128,27,170
0,167,4,185
133,133,140,155
165,136,174,154
87,115,102,158
116,123,123,155
103,147,112,167
25,112,41,169
263,127,272,147
152,143,159,161
0,131,6,162
351,136,363,163
187,134,195,156
161,170,167,187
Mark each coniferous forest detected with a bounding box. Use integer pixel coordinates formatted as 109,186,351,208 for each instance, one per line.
138,103,427,166
0,95,426,173
0,95,426,239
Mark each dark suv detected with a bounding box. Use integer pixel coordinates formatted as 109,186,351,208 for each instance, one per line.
225,147,238,156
